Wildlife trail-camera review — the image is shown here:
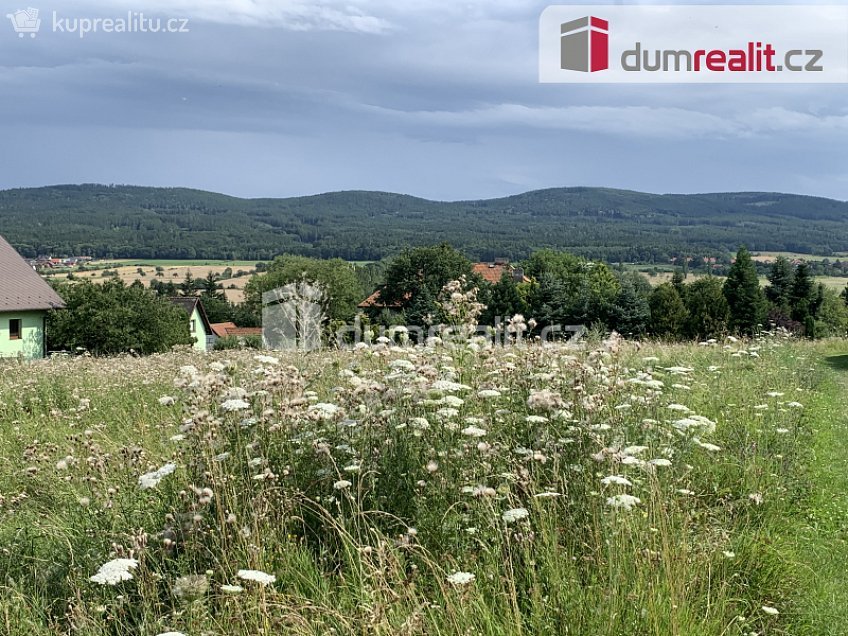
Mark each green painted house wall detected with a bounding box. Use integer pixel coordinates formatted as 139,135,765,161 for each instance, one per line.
0,311,45,360
189,308,208,351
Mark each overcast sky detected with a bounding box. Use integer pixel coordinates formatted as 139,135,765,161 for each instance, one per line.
0,0,846,200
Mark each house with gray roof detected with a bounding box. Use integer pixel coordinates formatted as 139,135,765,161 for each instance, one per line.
0,234,66,359
168,297,214,351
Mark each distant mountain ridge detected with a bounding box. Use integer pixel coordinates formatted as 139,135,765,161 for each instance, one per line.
0,184,846,262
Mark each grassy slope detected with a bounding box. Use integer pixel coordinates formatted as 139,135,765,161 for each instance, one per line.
0,340,847,633
787,348,848,635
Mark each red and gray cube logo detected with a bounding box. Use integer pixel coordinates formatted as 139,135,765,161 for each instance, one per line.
561,16,609,72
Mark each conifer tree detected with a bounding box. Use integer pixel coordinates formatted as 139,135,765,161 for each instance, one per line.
723,247,767,336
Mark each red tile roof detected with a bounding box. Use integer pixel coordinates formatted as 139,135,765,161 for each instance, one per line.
472,262,530,284
210,322,237,338
226,327,262,337
358,288,406,309
210,322,261,338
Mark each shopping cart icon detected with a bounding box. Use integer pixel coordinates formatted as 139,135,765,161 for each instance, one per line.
6,8,41,38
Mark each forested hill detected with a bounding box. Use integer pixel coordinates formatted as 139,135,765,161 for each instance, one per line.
1,184,846,262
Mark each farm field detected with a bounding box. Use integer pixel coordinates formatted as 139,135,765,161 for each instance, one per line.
644,271,848,291
750,251,848,263
46,261,260,304
114,260,260,268
1,337,847,634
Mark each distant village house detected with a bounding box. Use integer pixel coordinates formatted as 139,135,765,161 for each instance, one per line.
210,321,263,344
357,259,530,314
168,297,214,352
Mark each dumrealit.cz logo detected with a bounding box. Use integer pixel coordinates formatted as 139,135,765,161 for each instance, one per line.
541,5,848,84
6,7,190,39
560,16,608,72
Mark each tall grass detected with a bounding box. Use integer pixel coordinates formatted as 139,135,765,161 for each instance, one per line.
0,335,826,635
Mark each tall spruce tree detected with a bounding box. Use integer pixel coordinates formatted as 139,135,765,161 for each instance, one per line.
789,262,814,322
765,256,794,312
723,247,767,336
649,283,688,339
684,277,730,339
609,278,651,337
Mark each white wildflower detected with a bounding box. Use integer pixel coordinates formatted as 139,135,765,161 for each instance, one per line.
697,441,722,452
606,494,641,511
447,571,475,586
648,458,672,467
236,569,276,586
90,558,139,585
309,403,341,420
441,395,465,408
502,507,530,524
221,399,250,412
461,426,487,438
139,463,177,490
667,404,690,412
431,380,471,393
477,389,501,399
600,475,633,487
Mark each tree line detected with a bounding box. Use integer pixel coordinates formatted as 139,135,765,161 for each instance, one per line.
44,244,848,355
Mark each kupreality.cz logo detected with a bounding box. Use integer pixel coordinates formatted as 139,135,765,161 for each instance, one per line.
5,6,190,39
540,5,848,83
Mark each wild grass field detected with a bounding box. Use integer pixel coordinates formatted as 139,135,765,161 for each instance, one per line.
1,335,847,635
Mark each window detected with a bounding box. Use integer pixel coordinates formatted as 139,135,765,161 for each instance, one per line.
9,319,22,340
190,320,196,333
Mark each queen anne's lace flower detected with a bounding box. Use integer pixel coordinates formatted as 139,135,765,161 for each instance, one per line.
446,571,475,585
221,399,250,412
477,389,501,399
139,463,177,490
606,494,641,511
502,507,529,524
601,475,633,487
237,569,276,586
90,558,139,585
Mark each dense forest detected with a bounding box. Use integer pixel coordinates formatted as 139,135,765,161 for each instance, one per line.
1,184,847,262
